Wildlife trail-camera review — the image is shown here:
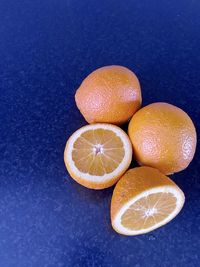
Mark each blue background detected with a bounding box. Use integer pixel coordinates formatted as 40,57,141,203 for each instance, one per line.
0,0,200,266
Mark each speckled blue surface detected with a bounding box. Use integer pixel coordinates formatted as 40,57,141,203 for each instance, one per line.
0,0,200,266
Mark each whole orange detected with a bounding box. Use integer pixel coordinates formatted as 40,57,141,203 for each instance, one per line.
75,65,142,125
128,102,197,175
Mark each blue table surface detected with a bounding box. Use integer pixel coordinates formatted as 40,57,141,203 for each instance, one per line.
0,0,200,266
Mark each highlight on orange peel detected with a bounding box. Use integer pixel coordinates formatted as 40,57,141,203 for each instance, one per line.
128,102,197,175
75,65,142,125
64,123,132,189
111,166,185,236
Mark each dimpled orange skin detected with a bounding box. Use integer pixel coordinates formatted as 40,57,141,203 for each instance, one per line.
128,103,197,175
75,65,142,125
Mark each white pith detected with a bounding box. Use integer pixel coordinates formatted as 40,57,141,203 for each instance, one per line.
93,144,104,155
65,124,132,183
113,186,185,235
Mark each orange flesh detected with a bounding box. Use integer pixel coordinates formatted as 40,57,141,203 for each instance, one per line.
121,192,176,230
72,129,125,175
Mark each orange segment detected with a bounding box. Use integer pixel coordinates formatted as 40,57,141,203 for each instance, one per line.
99,153,119,173
64,124,132,189
111,167,185,235
121,192,176,230
72,153,94,173
72,129,125,175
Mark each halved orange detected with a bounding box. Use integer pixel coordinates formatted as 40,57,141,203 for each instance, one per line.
111,167,185,235
64,124,132,189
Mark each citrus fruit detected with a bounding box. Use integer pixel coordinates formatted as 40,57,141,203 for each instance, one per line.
111,166,185,236
75,65,142,125
64,124,132,189
128,102,197,175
